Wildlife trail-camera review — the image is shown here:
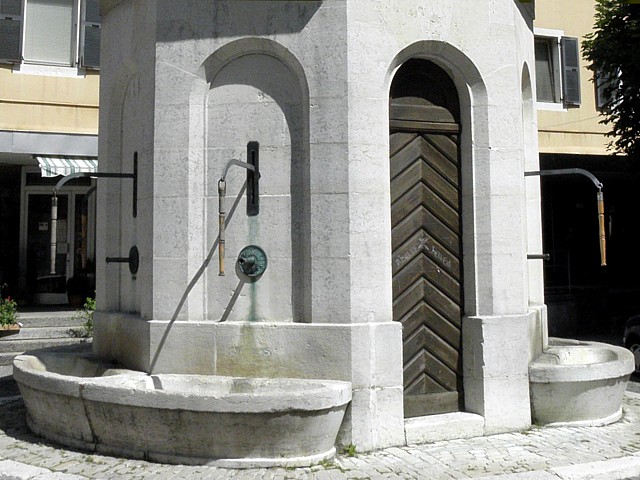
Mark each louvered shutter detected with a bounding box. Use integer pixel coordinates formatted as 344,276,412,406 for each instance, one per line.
0,0,22,63
561,37,581,106
81,0,100,69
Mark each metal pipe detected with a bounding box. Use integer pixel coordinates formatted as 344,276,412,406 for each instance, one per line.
597,190,607,266
50,195,58,275
524,168,603,190
217,156,257,276
218,179,226,276
526,168,606,267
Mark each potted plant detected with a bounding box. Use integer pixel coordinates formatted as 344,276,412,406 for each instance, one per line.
0,293,20,336
66,274,90,309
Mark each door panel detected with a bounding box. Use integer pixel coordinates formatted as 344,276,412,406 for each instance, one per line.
390,129,464,418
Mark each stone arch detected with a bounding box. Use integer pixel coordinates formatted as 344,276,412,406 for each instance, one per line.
190,39,311,322
386,41,488,320
388,57,467,417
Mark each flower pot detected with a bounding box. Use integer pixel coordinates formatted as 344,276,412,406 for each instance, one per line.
0,324,20,337
68,294,85,309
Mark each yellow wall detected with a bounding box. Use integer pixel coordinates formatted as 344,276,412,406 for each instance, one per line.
534,0,611,155
0,65,99,135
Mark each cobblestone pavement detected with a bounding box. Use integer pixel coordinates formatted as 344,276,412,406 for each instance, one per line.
1,382,640,479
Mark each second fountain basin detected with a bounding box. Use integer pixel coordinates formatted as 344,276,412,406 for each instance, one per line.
529,338,634,427
14,349,352,468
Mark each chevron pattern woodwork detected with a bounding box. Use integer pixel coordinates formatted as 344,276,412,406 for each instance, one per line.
390,130,463,417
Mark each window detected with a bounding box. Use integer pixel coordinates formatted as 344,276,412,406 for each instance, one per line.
0,0,100,69
534,32,581,108
535,37,560,103
595,69,621,111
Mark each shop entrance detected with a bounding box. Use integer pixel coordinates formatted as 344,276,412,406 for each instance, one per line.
20,172,95,305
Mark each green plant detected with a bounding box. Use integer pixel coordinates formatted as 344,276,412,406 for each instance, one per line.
68,297,95,338
0,296,18,327
341,443,357,457
0,284,18,327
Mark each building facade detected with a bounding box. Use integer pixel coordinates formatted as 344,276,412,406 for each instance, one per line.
0,0,100,305
534,0,638,337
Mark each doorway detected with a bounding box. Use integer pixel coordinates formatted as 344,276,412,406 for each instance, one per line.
20,170,95,305
389,59,464,417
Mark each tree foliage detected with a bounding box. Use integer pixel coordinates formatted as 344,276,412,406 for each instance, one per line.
582,0,640,158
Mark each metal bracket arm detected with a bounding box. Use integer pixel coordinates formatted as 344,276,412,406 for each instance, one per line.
220,159,256,181
54,166,138,218
525,167,606,266
524,168,603,191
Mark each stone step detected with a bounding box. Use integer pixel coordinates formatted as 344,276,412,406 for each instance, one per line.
16,313,86,328
4,326,88,340
0,337,90,357
0,338,91,366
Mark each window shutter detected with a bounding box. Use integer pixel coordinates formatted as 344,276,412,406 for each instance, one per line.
0,0,22,63
81,0,100,69
561,36,581,106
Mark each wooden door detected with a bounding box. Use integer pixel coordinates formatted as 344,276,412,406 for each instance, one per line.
390,89,464,417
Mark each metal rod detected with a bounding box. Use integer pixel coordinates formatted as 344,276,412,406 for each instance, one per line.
527,254,550,261
218,179,226,276
217,155,259,275
526,168,606,267
54,171,135,193
220,159,255,181
105,257,130,263
54,169,137,218
524,168,603,190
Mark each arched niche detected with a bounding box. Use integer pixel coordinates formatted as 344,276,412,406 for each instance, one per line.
193,42,310,323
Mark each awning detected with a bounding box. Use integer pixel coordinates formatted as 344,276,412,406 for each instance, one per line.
36,156,98,177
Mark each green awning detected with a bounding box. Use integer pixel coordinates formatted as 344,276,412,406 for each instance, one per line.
36,156,97,178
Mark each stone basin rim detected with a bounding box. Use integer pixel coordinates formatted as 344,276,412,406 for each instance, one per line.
13,352,353,413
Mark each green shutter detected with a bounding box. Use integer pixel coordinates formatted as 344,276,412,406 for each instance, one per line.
0,0,22,63
561,37,581,106
81,0,100,69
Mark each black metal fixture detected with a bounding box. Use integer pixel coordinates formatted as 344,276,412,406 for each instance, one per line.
525,167,606,266
49,153,139,275
218,142,261,276
106,246,140,275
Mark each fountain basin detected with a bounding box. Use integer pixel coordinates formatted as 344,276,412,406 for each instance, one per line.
529,338,634,426
13,350,352,468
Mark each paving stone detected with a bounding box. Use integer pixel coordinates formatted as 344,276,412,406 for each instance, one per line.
2,393,640,478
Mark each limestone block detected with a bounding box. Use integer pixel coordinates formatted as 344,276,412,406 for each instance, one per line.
349,323,402,389
152,258,189,321
148,321,217,374
347,143,390,194
153,149,190,198
343,386,405,451
309,142,349,194
309,97,348,145
462,314,532,433
348,258,393,324
154,103,191,151
310,193,349,257
310,257,352,324
153,196,189,258
154,61,197,107
482,375,531,434
405,412,484,445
